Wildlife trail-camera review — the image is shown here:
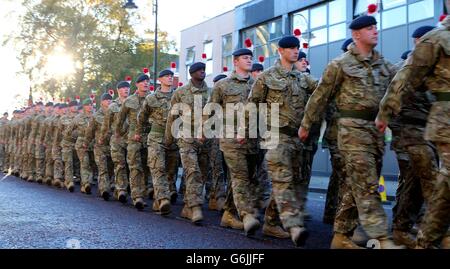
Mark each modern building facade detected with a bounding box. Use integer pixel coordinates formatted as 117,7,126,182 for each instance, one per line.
179,0,446,179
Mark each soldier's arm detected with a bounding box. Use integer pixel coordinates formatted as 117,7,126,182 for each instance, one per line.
136,99,150,136
164,91,180,144
100,107,112,142
301,61,342,131
378,39,440,122
114,102,128,137
248,75,267,105
304,73,319,94
84,116,96,144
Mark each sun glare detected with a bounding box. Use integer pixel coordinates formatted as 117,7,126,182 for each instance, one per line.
45,47,76,77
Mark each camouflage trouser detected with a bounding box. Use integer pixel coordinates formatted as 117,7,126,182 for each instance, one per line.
62,142,75,185
75,143,93,188
26,144,36,180
334,150,388,238
299,145,319,210
265,135,305,230
52,144,64,181
178,139,211,208
323,144,345,223
0,144,5,170
255,149,272,206
94,144,113,194
222,147,259,218
147,140,179,202
205,140,226,201
110,137,128,196
73,150,81,183
14,144,21,174
417,143,450,248
35,144,46,181
44,145,54,182
393,144,439,232
127,141,147,202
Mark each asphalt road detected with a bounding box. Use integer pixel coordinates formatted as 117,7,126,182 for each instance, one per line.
0,172,393,249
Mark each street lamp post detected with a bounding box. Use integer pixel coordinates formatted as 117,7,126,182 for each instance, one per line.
123,0,158,89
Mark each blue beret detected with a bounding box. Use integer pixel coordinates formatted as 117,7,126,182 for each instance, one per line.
349,15,377,30
53,103,60,108
213,74,227,83
136,74,150,83
411,26,435,38
158,69,174,78
101,93,113,101
189,62,206,74
251,63,264,72
35,101,44,106
278,35,300,48
298,51,307,60
116,81,130,89
232,48,253,57
59,104,68,109
401,50,411,60
45,102,53,107
341,38,353,52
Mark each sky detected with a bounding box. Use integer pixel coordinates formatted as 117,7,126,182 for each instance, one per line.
0,0,249,116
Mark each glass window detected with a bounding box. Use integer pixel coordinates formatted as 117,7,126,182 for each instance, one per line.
408,0,434,23
310,28,327,47
354,0,377,16
382,5,406,29
269,19,283,40
382,0,406,10
255,24,269,46
205,60,213,76
203,41,213,60
310,4,327,28
222,56,232,70
254,45,270,59
329,23,347,42
222,34,232,55
329,0,346,25
293,10,309,33
186,47,195,65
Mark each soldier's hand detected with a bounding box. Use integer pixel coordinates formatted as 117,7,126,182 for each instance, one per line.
375,118,387,133
237,137,245,145
98,139,103,145
298,127,309,142
134,134,141,142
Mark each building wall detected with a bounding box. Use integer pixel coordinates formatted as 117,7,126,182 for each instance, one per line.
179,10,235,87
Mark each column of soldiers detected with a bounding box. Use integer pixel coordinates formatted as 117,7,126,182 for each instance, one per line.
1,10,449,249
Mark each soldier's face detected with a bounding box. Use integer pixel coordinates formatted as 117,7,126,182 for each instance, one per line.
234,55,253,72
101,99,111,109
159,75,173,87
279,47,299,64
136,80,149,92
295,58,308,72
356,25,378,46
83,105,92,113
118,87,129,98
191,69,206,81
251,70,262,79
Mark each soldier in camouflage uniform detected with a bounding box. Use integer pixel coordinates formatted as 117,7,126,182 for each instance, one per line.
386,26,439,249
86,93,113,200
376,11,450,249
210,48,289,238
165,62,211,224
101,81,129,203
300,16,402,249
21,106,34,180
12,110,23,177
51,104,67,188
34,102,51,184
27,102,45,182
249,36,318,246
116,74,151,210
136,69,179,215
60,101,79,192
73,98,94,194
42,103,59,185
0,112,9,172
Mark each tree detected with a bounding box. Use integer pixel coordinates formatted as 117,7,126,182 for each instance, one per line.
6,0,177,100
